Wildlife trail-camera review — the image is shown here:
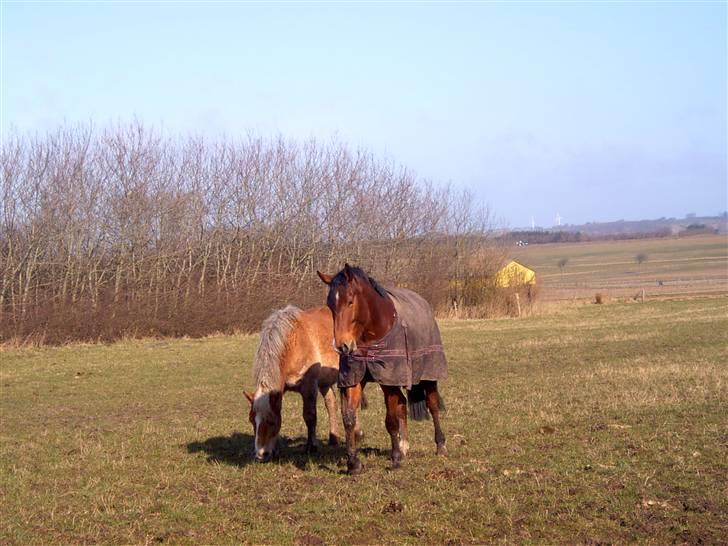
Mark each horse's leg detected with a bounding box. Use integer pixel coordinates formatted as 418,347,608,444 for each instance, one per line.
322,386,340,446
354,380,366,443
398,392,410,458
302,381,318,454
382,385,406,469
354,408,363,443
424,381,447,456
341,384,363,475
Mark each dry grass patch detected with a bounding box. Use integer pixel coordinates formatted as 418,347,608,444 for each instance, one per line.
2,297,727,544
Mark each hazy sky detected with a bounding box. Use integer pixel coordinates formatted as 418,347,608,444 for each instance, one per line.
2,2,726,227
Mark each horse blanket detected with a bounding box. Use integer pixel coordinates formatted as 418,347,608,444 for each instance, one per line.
338,287,448,389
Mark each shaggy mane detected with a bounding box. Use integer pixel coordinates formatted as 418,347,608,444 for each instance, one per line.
252,305,301,392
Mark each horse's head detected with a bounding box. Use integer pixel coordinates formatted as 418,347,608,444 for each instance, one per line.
244,390,282,462
317,263,386,354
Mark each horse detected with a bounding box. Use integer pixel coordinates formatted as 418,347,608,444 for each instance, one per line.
317,264,447,474
243,305,364,462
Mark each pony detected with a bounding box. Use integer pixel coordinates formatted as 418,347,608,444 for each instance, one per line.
317,264,447,474
244,305,363,462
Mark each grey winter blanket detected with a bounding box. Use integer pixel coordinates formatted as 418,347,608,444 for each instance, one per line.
338,287,448,389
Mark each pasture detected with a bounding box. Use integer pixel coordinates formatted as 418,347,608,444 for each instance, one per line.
513,234,727,301
2,295,727,544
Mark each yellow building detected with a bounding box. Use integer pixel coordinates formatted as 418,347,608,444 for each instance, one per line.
493,260,536,288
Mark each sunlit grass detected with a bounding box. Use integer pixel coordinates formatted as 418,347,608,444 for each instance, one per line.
2,297,727,544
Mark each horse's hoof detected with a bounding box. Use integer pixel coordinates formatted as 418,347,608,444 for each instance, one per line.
436,444,448,456
304,442,318,455
328,433,342,446
391,459,401,470
347,459,363,475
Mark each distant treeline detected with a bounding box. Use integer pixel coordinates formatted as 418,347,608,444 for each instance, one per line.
518,213,728,241
501,230,677,245
1,123,501,344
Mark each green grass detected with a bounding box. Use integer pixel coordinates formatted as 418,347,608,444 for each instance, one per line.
2,297,727,544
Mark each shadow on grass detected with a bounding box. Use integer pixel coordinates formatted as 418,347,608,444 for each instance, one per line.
185,432,389,472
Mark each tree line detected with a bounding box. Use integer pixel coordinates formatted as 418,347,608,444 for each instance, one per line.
1,123,500,343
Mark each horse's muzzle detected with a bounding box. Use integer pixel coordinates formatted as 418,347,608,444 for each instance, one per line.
255,451,271,463
254,444,279,462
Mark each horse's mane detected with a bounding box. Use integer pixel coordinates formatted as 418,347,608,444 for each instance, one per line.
253,305,302,392
331,265,388,298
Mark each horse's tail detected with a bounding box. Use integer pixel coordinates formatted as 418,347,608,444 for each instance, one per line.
407,385,429,421
407,383,446,421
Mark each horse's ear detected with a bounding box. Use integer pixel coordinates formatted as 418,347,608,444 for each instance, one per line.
344,263,354,281
317,271,333,285
243,391,254,405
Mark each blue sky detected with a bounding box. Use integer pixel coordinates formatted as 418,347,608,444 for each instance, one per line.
2,1,726,227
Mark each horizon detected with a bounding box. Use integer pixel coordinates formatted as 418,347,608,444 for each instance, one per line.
2,2,726,227
512,210,728,231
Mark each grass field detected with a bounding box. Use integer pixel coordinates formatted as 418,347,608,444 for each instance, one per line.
512,234,727,301
2,295,727,544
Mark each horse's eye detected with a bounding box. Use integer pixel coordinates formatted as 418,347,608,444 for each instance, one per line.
348,300,353,306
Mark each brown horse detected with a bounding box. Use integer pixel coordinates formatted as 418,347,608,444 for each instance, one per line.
243,305,363,462
317,264,447,474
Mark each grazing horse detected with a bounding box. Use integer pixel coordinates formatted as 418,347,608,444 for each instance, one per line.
317,264,448,474
244,305,363,462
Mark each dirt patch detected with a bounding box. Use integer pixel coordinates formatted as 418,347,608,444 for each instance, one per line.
297,534,325,546
425,468,459,481
382,501,404,514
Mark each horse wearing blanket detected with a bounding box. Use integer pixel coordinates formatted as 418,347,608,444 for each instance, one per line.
318,264,447,474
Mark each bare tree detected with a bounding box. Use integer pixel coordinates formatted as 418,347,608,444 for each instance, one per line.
0,122,502,343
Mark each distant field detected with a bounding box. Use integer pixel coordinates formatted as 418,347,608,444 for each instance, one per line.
512,234,728,301
2,296,726,544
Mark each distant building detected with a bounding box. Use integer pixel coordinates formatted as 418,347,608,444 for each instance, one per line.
494,260,536,288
